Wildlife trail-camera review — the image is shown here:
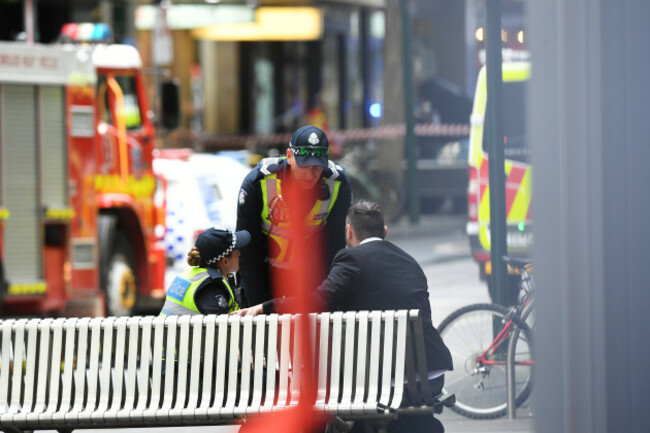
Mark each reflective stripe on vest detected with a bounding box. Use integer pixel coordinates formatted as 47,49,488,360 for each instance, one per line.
160,267,239,316
259,170,341,269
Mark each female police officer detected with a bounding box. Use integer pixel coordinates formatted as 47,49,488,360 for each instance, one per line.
160,227,251,316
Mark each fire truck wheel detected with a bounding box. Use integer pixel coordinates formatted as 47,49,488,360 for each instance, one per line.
105,234,137,317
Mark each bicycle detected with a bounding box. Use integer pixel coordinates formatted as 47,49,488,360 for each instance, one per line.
436,256,534,419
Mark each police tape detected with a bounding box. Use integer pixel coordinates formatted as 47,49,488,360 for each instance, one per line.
198,123,470,149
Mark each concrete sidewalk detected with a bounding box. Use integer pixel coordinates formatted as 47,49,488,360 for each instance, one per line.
439,408,534,433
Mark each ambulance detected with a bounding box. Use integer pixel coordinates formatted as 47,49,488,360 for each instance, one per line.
466,61,533,298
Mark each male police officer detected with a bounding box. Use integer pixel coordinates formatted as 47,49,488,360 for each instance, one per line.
236,125,352,307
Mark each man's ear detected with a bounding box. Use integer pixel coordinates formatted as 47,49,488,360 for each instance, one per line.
384,225,388,238
346,224,353,242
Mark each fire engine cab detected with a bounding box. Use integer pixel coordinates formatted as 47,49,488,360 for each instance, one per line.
0,24,173,317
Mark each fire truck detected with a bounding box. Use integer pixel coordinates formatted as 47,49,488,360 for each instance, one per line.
0,24,174,317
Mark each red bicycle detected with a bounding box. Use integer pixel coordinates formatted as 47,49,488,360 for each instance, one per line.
437,256,534,419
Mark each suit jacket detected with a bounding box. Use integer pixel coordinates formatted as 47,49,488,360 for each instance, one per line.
317,239,453,373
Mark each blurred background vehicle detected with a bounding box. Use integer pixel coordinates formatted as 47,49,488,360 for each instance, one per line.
153,149,249,287
466,61,532,303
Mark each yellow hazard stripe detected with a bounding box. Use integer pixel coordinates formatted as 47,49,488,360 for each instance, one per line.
45,207,76,220
503,62,531,82
8,282,47,295
0,208,9,220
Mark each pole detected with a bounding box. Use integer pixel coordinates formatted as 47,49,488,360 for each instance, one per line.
485,0,511,418
24,0,35,44
400,0,420,224
485,0,507,306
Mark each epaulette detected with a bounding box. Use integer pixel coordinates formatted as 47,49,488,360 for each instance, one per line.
323,159,345,180
259,157,285,176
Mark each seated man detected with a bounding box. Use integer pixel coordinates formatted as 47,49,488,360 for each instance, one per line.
234,200,453,433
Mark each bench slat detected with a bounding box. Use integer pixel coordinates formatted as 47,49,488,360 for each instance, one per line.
208,315,227,415
390,311,408,412
184,315,204,419
248,315,267,411
48,318,77,423
170,315,192,418
274,314,291,410
236,316,254,417
142,317,165,421
133,316,153,420
0,320,15,415
223,315,240,418
195,315,216,418
364,311,382,414
67,318,89,422
338,311,357,414
120,318,140,416
289,315,302,407
261,314,278,412
352,311,369,412
94,317,115,419
316,312,330,408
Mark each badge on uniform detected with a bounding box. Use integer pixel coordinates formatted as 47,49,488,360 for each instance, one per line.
216,295,229,309
238,189,247,206
167,276,191,302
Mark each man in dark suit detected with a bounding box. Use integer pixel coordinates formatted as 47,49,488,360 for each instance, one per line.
234,200,453,432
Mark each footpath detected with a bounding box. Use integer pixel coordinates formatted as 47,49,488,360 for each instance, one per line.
439,407,534,433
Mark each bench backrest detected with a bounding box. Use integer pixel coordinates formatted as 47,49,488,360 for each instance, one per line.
0,310,432,430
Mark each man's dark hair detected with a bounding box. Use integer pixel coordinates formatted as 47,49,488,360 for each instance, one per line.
346,200,385,240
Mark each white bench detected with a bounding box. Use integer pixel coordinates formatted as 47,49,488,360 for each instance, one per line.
0,310,452,433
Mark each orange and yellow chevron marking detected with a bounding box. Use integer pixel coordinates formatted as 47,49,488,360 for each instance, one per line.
476,157,532,250
506,164,532,221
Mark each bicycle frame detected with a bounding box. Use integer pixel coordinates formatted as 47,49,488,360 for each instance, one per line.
477,259,535,371
476,299,535,369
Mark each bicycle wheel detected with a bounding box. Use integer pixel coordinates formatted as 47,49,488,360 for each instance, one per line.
507,300,535,414
437,303,534,419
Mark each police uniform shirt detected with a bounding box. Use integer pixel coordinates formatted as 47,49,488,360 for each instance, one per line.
194,267,235,314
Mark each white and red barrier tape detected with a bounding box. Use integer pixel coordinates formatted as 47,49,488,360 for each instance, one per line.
199,123,470,149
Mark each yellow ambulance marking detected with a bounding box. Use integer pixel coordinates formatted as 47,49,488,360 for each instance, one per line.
508,167,532,221
503,63,531,82
478,183,491,249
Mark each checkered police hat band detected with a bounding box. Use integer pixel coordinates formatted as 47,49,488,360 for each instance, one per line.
205,232,237,266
